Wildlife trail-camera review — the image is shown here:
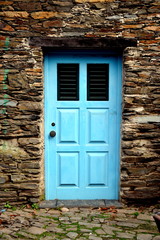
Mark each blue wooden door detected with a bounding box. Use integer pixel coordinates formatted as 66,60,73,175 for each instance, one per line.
45,51,122,200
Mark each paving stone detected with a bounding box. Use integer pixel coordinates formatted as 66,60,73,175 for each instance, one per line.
0,228,13,234
31,221,46,228
43,237,56,240
30,217,51,223
89,235,103,240
59,216,70,221
137,214,153,221
95,228,106,235
67,227,78,231
153,236,160,240
137,233,154,240
80,228,92,233
117,209,138,214
36,213,56,218
76,239,87,240
11,223,22,229
107,220,117,225
98,219,105,223
115,221,139,228
61,207,70,212
0,207,159,240
27,226,47,235
102,225,121,235
60,221,71,224
46,226,65,233
116,213,127,218
66,232,78,238
136,229,153,233
2,235,15,240
14,216,30,226
116,231,135,239
47,209,60,215
79,222,101,228
16,231,36,239
127,218,148,224
49,223,60,229
70,216,82,221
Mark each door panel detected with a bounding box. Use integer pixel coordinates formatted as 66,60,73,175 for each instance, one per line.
58,108,79,144
44,52,122,200
87,109,108,143
87,152,108,186
58,152,79,186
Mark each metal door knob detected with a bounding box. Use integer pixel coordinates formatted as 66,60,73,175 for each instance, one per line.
50,131,56,137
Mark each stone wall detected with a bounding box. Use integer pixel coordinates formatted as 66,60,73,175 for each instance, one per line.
0,0,160,206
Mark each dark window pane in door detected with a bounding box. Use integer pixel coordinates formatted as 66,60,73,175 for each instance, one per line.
58,64,79,100
87,64,109,101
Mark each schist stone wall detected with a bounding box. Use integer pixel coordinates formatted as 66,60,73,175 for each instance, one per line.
0,0,160,206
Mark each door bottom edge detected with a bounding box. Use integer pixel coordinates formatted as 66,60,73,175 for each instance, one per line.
39,199,122,209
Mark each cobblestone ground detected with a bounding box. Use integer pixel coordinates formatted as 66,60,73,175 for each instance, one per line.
0,206,160,240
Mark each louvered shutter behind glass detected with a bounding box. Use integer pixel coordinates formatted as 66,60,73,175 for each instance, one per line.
87,64,109,101
57,64,79,101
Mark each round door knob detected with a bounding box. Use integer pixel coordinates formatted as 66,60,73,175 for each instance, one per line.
50,131,56,137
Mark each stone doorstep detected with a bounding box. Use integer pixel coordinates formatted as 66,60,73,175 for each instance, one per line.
39,200,122,208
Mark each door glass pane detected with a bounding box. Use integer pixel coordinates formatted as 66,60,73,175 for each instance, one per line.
87,64,109,101
57,64,79,101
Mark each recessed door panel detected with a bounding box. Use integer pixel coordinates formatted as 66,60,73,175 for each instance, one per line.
87,109,109,144
87,152,108,186
45,52,122,200
57,152,79,187
58,108,79,144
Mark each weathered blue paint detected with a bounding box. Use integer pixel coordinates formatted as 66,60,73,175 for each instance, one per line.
44,51,122,200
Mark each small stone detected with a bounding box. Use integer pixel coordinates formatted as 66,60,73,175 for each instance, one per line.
95,229,106,235
31,221,45,228
137,234,153,240
61,239,71,240
2,24,14,31
137,214,153,221
116,232,135,239
16,231,36,239
80,229,92,233
0,176,9,183
102,225,120,235
153,236,160,240
67,232,78,238
59,216,69,221
2,235,14,240
47,227,64,233
0,11,29,18
79,222,101,228
14,216,29,226
43,237,56,240
75,0,114,2
0,228,12,234
0,100,18,107
43,20,63,28
116,221,139,228
89,235,103,240
31,11,57,19
67,227,77,231
70,216,82,221
27,226,46,235
61,207,69,212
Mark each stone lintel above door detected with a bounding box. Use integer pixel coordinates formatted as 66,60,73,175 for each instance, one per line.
29,37,137,51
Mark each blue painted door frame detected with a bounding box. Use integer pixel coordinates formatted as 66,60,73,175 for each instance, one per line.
44,51,122,200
